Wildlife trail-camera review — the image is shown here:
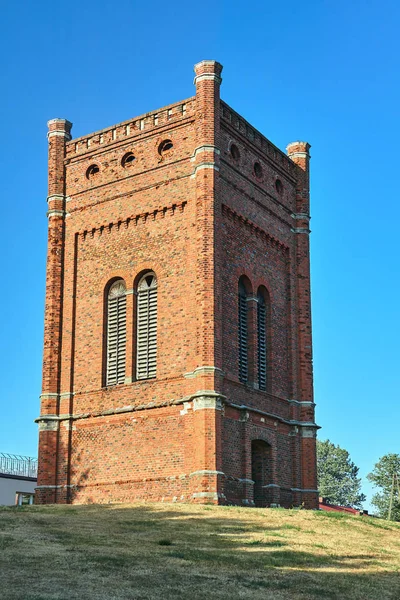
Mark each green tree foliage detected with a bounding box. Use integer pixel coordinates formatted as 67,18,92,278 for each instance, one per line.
367,454,400,521
317,439,366,509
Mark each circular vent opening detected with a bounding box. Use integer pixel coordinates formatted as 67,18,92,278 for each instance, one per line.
121,152,135,168
158,139,173,155
86,164,100,180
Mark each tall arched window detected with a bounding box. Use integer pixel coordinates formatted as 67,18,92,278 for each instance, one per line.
257,286,269,391
106,280,127,386
238,277,249,383
136,272,157,380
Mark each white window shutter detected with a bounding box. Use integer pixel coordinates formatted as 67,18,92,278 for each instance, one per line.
238,286,248,383
136,274,157,380
257,299,267,390
106,281,126,386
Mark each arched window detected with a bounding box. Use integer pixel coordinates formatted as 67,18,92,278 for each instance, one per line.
136,272,157,380
238,277,249,383
106,280,127,386
257,286,269,391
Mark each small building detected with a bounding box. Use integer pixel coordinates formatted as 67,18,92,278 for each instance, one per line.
319,497,369,516
0,453,37,506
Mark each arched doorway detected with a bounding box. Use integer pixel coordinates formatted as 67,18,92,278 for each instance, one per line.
251,440,272,507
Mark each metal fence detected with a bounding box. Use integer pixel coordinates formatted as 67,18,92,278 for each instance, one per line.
0,453,38,478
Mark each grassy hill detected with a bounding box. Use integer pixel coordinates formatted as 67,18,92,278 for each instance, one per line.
1,503,399,600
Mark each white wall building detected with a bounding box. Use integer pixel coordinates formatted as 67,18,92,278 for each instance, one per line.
0,453,37,506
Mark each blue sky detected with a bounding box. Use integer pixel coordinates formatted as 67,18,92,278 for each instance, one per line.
1,0,398,510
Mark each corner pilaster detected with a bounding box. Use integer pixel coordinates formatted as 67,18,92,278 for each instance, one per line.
287,141,317,507
37,118,72,504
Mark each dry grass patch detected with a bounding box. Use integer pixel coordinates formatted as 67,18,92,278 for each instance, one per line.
0,503,399,599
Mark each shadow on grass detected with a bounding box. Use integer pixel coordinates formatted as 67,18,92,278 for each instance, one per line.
1,503,400,600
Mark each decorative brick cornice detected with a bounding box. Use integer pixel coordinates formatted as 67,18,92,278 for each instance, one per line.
222,204,289,251
78,200,187,239
66,98,195,158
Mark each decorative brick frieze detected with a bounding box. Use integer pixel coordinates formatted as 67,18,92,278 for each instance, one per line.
76,200,187,239
222,204,289,251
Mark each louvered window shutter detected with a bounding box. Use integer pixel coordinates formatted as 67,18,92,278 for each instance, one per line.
257,295,267,391
238,283,248,383
136,273,157,380
106,281,127,386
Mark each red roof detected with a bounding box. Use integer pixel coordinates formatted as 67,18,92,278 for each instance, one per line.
318,497,367,515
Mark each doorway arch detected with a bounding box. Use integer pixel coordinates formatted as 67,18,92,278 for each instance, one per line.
251,439,272,507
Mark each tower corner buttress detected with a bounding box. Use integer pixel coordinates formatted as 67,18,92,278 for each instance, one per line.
36,118,72,504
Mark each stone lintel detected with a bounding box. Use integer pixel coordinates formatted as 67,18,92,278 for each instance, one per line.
189,470,225,477
184,366,223,379
262,483,280,488
192,391,225,411
37,419,59,432
300,426,318,438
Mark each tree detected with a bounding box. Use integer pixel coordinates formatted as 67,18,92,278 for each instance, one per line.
367,454,400,521
317,439,366,508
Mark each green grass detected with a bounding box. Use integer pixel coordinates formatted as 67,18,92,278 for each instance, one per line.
0,502,400,599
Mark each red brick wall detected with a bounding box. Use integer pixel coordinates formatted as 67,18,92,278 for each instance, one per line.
36,61,318,509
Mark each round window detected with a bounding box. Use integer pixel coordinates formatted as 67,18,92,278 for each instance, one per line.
158,139,173,155
121,152,135,168
86,164,99,180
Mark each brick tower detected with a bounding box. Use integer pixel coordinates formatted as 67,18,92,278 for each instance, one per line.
36,60,319,508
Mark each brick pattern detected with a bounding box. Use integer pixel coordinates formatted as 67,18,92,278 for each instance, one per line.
36,61,318,509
